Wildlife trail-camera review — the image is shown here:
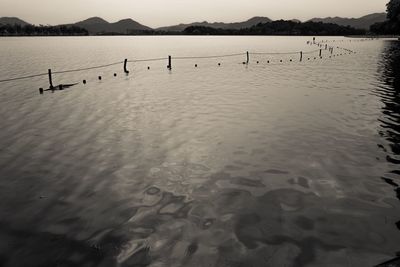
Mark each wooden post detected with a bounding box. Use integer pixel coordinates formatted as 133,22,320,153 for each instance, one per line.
300,51,303,62
48,69,53,89
168,55,172,70
319,49,322,57
124,59,129,74
246,51,249,64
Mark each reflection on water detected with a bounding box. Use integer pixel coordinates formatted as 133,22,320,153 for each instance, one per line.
0,37,400,267
375,40,400,266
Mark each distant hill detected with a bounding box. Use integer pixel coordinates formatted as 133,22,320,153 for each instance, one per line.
0,17,30,26
309,13,387,30
0,13,387,35
156,16,272,32
74,17,152,34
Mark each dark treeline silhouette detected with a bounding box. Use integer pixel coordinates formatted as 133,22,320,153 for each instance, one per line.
101,29,181,35
0,24,89,36
370,0,400,34
0,20,368,36
181,20,365,35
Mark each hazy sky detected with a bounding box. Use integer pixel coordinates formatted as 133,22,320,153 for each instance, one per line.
0,0,388,28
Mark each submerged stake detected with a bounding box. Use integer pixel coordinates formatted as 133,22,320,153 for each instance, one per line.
48,69,53,89
124,59,129,74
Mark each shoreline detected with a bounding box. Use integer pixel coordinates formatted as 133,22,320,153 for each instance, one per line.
0,34,396,37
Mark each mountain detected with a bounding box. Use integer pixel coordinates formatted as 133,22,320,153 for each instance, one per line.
0,17,30,26
309,13,387,30
74,17,151,34
0,13,387,34
156,16,272,32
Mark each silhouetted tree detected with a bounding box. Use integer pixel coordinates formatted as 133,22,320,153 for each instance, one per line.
387,0,400,21
370,0,400,34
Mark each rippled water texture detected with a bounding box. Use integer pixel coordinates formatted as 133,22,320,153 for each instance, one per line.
0,36,400,267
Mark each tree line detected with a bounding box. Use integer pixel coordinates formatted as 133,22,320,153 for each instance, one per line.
0,24,88,36
2,0,400,37
182,20,365,36
370,0,400,34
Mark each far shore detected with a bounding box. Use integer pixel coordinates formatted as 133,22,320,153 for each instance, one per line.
0,34,398,38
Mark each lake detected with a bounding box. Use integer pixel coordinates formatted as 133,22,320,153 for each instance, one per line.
0,36,399,267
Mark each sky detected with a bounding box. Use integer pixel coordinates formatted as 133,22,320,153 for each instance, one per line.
0,0,388,28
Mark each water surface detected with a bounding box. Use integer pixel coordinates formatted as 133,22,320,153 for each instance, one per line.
0,36,399,267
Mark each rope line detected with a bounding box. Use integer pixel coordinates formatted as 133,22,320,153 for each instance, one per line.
251,51,300,55
52,61,123,74
174,53,246,60
302,49,323,54
127,57,167,63
0,73,48,83
0,46,355,84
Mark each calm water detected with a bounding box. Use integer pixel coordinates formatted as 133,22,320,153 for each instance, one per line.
0,36,399,267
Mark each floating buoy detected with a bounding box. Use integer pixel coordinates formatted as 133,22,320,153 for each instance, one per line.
114,73,117,77
147,66,150,70
242,62,246,65
280,60,282,62
218,63,221,66
267,60,270,63
83,80,86,84
256,61,259,64
98,76,102,80
290,59,292,62
195,64,198,67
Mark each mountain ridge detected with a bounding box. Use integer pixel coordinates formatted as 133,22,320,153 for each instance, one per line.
156,16,273,32
0,17,30,26
74,17,151,34
309,13,386,30
0,13,388,34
